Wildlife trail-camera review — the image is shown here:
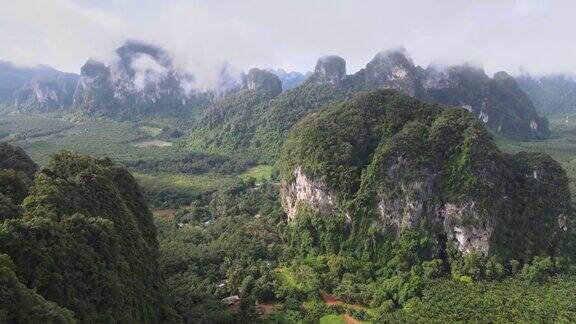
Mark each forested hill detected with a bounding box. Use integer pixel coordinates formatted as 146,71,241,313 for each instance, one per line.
187,49,549,163
0,143,180,323
516,74,576,117
0,61,79,113
280,90,575,262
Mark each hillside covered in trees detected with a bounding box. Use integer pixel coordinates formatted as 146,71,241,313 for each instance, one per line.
150,91,576,323
188,50,550,165
516,74,576,117
0,143,180,323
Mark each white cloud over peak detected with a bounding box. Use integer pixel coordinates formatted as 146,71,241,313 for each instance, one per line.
1,0,576,77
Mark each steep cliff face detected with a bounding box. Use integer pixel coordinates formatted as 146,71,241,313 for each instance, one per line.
419,68,549,139
280,90,573,261
362,49,421,96
0,61,79,113
306,50,549,140
73,41,208,119
246,68,282,97
280,166,345,221
311,55,347,86
73,60,116,116
71,40,244,120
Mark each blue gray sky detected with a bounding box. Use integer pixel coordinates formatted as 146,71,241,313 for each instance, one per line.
1,0,574,77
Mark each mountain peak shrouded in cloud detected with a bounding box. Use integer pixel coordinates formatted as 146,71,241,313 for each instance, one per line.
2,0,576,79
313,55,347,86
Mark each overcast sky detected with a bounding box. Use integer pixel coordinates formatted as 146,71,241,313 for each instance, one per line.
1,0,575,77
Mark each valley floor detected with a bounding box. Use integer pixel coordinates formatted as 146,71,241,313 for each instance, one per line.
3,114,576,322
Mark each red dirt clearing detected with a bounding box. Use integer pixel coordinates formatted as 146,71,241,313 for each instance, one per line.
322,294,367,311
343,314,362,324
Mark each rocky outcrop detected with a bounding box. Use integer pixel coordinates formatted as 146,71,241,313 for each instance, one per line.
313,55,347,86
307,49,550,140
246,68,282,97
363,49,420,96
441,202,492,256
421,66,549,139
73,41,188,118
72,40,250,119
280,90,573,260
280,166,346,221
73,60,116,116
375,156,438,230
0,61,79,113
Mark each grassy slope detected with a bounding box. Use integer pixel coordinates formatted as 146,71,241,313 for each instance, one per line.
239,165,273,182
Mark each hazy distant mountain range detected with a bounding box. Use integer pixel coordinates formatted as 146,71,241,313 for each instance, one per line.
0,40,564,140
516,74,576,118
0,61,78,113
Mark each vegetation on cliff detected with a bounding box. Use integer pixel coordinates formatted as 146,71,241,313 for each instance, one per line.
0,144,180,323
277,90,575,314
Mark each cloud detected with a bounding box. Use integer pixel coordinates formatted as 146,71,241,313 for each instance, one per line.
129,54,169,91
2,0,576,78
0,0,127,72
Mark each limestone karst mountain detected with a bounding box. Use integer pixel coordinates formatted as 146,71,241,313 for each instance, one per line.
280,90,573,261
267,68,312,90
0,61,79,113
72,41,215,119
341,49,549,139
516,74,576,117
188,49,550,165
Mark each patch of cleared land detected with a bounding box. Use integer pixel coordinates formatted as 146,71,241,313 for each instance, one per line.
132,139,173,147
239,165,273,182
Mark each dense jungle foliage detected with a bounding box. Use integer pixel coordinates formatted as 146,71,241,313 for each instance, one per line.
0,144,180,323
281,90,573,259
2,85,576,323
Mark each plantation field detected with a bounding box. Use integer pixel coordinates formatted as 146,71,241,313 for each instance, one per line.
0,115,242,209
0,115,192,165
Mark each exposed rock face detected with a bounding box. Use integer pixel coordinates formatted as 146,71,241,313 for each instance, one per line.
246,68,282,97
72,40,255,119
73,60,116,116
12,76,78,112
0,61,79,113
363,50,420,96
421,67,549,139
441,202,492,256
375,157,438,230
313,55,347,85
280,166,345,221
73,41,198,119
280,90,573,260
306,49,549,140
